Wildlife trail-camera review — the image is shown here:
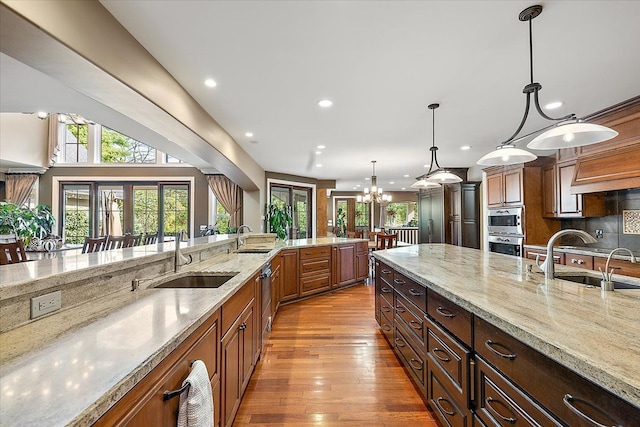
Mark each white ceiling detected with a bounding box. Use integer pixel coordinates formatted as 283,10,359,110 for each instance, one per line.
5,1,640,191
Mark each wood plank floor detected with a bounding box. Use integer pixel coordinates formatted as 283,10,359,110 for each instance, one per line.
234,283,440,426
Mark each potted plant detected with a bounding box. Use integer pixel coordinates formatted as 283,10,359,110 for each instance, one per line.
267,204,292,240
0,202,55,246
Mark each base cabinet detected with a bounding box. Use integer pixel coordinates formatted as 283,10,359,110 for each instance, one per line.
279,249,299,302
333,244,356,287
355,241,369,282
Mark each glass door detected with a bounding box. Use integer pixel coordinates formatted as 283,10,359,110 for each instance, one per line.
270,184,312,239
161,183,189,241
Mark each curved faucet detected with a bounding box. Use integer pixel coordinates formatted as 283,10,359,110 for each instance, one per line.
237,224,253,248
174,229,192,272
537,229,597,279
602,248,637,290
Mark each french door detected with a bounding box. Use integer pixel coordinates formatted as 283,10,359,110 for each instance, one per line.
270,184,312,239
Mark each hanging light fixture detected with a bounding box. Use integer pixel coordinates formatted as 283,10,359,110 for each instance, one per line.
357,161,392,204
418,103,463,184
477,5,617,166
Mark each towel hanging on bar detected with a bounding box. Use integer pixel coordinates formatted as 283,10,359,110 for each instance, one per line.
176,360,214,427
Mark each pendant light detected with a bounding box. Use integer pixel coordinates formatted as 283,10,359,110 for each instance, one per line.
477,5,617,166
422,103,462,184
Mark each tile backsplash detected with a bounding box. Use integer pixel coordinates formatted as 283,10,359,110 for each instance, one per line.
561,188,640,251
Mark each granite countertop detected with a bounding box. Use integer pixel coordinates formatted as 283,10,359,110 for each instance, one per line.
523,243,639,260
0,235,367,426
374,244,640,408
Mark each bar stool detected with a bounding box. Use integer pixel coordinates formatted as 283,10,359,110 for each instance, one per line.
0,240,29,264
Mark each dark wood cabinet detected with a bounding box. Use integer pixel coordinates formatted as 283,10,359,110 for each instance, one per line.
332,243,356,287
523,247,565,265
279,249,299,302
300,245,332,296
594,256,640,278
487,169,523,207
270,256,281,317
461,183,481,249
419,187,444,244
355,241,369,282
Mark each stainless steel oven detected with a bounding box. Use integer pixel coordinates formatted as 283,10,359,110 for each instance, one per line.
488,207,523,236
488,235,523,257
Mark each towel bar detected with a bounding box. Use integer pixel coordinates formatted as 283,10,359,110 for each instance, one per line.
163,360,197,401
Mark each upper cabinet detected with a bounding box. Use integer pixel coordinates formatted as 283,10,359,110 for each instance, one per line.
487,168,523,207
542,161,605,218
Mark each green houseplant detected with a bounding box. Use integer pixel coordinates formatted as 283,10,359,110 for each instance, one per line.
267,204,292,240
0,202,55,245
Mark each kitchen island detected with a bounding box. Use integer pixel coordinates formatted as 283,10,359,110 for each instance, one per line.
0,235,366,426
374,244,640,426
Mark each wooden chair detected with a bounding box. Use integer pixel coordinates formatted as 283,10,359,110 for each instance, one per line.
347,231,357,238
82,236,108,254
124,234,142,247
105,235,126,250
368,231,377,241
0,240,29,265
143,233,158,245
377,233,398,250
0,233,17,243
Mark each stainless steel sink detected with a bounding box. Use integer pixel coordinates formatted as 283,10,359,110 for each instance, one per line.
555,274,640,290
234,247,273,254
153,272,238,289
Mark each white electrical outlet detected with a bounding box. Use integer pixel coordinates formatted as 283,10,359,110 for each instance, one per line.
31,290,62,319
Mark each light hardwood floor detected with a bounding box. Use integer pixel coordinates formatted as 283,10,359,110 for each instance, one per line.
234,283,440,426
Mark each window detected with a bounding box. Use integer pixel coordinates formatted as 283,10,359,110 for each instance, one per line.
335,200,348,237
98,186,124,236
61,184,91,244
214,200,231,234
133,185,159,235
101,127,156,164
384,202,418,227
63,122,89,163
162,184,189,238
355,202,370,228
165,153,185,164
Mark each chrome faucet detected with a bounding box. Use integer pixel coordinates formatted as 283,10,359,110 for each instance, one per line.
601,248,637,291
237,224,252,248
537,229,597,280
174,229,192,272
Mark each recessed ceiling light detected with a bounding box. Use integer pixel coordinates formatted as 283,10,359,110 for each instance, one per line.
544,101,563,110
245,132,254,137
316,164,323,167
389,181,395,184
36,111,48,119
365,177,370,181
403,174,410,178
356,184,361,187
315,151,322,155
204,78,217,88
424,164,429,168
401,187,406,190
460,145,472,151
317,145,326,149
318,99,333,108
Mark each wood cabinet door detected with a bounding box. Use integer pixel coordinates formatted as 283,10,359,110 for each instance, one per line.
280,250,299,301
270,262,281,317
557,162,582,216
503,168,523,205
486,173,504,207
542,165,557,217
241,303,256,393
221,320,242,427
334,244,356,286
356,252,369,281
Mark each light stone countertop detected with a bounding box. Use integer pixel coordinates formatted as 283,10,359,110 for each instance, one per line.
374,244,640,408
0,235,367,426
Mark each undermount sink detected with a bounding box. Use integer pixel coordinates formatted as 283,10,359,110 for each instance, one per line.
234,247,273,254
153,272,238,289
555,274,640,290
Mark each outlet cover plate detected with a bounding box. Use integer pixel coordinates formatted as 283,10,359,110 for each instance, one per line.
31,290,62,319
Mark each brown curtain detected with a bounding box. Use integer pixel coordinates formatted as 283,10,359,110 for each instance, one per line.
48,114,60,167
206,175,243,227
5,174,38,206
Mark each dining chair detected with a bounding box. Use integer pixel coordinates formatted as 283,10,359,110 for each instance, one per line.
105,235,127,250
0,240,29,265
82,236,108,254
377,233,398,250
0,233,18,243
347,231,357,238
124,233,142,247
143,233,158,245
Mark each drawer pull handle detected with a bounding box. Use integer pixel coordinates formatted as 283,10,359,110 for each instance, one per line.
485,340,517,360
381,306,391,313
563,394,619,427
395,338,406,348
394,279,406,285
435,397,456,416
395,305,406,313
486,397,517,424
436,307,456,318
571,258,585,265
432,347,451,363
409,358,423,371
409,320,422,330
381,269,391,274
409,288,423,297
382,324,392,332
381,287,392,293
239,323,247,331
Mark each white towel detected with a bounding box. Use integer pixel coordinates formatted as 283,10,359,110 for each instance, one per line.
177,360,214,427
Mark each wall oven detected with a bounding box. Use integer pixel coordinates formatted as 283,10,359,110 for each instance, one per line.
488,235,523,257
487,207,523,236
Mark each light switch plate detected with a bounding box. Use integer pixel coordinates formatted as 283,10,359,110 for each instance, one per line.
31,290,62,319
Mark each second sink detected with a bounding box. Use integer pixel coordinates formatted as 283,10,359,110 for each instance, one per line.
153,272,238,289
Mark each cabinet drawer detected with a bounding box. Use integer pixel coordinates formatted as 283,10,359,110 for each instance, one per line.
380,309,394,345
475,317,640,427
393,271,427,313
475,356,561,427
594,256,640,278
395,328,426,391
221,279,255,333
565,253,593,270
394,293,426,350
428,369,470,427
378,261,394,286
300,273,331,296
428,290,472,347
379,291,394,318
300,257,331,276
523,249,564,265
426,316,470,400
299,245,331,259
356,241,368,255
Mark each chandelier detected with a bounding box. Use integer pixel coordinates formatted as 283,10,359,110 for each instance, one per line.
477,5,618,166
357,161,392,204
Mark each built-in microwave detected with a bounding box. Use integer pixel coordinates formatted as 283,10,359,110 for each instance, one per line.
488,235,523,257
487,207,523,236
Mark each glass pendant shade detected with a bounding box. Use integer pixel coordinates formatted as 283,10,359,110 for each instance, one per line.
410,179,441,189
527,121,618,150
477,145,538,166
425,170,463,183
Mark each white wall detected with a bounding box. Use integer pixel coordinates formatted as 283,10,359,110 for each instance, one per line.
0,113,48,170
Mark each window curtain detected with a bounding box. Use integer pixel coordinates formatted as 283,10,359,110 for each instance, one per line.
5,174,38,207
48,114,60,167
205,175,242,228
